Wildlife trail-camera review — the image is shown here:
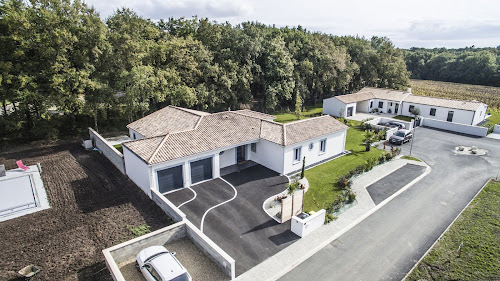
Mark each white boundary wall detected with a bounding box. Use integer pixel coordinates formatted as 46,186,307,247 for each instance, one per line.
421,117,488,137
89,128,126,174
151,189,186,222
494,124,500,133
103,221,236,281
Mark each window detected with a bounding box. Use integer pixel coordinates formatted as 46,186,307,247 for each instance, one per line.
409,105,415,113
293,147,302,163
132,132,136,140
447,111,454,122
319,139,327,154
378,101,383,108
370,101,373,108
251,143,257,153
145,264,161,281
430,108,436,116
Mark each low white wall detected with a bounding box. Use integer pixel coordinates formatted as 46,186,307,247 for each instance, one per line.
494,124,500,133
89,128,126,174
291,209,326,237
103,221,236,281
151,189,187,222
421,117,488,137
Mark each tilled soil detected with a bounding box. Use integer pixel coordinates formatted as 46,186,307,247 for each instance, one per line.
0,141,173,281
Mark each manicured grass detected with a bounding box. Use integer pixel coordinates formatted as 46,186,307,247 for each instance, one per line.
273,104,323,123
303,125,386,212
393,115,414,122
485,110,500,126
113,144,123,153
401,155,421,162
406,180,500,281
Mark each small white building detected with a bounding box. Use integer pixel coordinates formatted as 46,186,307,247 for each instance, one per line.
323,87,488,125
123,106,348,197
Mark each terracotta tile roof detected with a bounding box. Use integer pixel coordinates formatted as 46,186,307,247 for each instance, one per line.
284,116,348,146
404,95,483,111
336,87,409,103
126,106,207,138
333,87,485,111
123,108,347,164
234,109,276,120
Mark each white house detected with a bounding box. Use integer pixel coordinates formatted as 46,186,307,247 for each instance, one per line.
323,87,488,125
123,106,348,197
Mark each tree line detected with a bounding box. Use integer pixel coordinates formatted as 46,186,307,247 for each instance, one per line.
404,47,500,87
0,0,409,142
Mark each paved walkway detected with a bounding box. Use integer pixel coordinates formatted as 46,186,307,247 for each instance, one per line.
235,158,430,281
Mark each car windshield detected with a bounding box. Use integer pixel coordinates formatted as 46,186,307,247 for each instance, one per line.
394,131,406,137
171,272,191,281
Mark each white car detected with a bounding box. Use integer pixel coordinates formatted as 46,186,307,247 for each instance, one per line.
136,246,192,281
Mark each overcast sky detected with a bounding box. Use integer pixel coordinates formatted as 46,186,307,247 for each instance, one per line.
83,0,500,49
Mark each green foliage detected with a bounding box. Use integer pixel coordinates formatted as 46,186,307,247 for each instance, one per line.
404,47,500,88
406,180,500,281
324,213,336,224
362,130,376,151
286,180,300,195
392,115,414,122
401,155,421,162
127,224,151,238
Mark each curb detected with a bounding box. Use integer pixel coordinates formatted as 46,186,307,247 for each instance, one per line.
400,178,493,281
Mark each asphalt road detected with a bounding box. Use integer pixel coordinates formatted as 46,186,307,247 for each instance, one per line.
280,127,500,281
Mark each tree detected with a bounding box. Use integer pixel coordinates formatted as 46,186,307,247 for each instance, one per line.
362,130,376,151
300,156,306,179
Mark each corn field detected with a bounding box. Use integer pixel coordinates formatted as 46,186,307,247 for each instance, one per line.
411,79,500,110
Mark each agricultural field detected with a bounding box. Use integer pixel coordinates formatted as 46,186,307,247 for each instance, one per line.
411,79,500,111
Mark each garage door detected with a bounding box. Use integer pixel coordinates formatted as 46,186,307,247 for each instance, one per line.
157,165,183,193
190,158,213,184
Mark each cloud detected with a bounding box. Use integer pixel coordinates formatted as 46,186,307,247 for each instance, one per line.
406,20,500,41
85,0,253,20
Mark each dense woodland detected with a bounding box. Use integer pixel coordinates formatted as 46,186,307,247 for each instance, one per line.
404,47,500,87
0,0,410,142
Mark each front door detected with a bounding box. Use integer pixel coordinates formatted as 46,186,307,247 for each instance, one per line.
346,106,353,117
395,103,399,114
236,145,246,163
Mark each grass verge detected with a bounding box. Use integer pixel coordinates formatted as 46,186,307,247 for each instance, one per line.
401,155,421,162
393,115,414,122
303,123,385,212
406,180,500,281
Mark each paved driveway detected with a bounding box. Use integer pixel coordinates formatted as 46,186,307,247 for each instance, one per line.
280,127,500,281
166,165,299,276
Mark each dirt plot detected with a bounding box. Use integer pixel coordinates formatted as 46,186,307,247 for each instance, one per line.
0,141,173,281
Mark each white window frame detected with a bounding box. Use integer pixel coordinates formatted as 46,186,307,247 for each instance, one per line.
319,139,327,154
293,147,302,164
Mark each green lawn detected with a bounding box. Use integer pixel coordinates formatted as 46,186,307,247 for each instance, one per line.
401,155,421,162
113,144,123,153
485,110,500,126
303,124,386,212
273,104,323,123
406,180,500,281
393,115,414,122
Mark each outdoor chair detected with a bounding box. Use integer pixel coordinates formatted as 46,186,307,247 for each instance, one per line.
16,160,30,171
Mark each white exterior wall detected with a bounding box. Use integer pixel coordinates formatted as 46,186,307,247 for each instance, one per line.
248,140,285,174
323,97,349,117
283,129,347,175
123,146,152,197
472,103,488,125
357,100,371,113
129,128,145,140
219,147,236,168
420,118,488,137
401,102,475,125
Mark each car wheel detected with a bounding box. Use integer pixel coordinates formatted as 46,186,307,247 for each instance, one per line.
135,261,140,272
